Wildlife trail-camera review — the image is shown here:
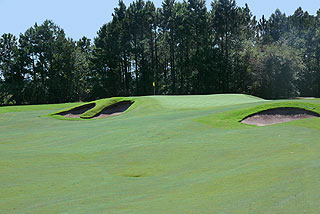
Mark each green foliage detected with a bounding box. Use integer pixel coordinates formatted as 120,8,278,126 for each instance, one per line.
249,42,305,98
0,21,94,105
17,20,77,104
73,37,93,101
1,1,320,104
0,34,25,104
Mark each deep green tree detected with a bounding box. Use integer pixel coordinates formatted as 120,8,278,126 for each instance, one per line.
19,20,76,104
0,33,25,104
160,0,177,93
126,0,157,95
250,43,305,98
186,0,210,94
91,23,120,99
267,9,287,43
73,36,93,101
2,0,320,104
229,4,256,93
211,0,241,92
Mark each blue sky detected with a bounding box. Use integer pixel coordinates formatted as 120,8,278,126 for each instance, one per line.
0,0,319,41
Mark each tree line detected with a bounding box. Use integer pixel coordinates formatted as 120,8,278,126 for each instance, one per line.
1,0,320,105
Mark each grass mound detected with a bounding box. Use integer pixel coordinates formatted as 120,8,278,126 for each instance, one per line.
197,101,320,129
80,97,135,119
51,97,135,120
85,101,134,119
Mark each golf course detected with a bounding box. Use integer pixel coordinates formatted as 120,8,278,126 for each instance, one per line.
1,94,320,213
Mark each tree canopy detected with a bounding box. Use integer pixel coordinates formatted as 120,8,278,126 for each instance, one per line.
1,0,320,104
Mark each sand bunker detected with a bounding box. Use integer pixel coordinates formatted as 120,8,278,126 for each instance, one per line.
90,101,134,119
57,101,134,119
241,107,320,126
57,103,96,118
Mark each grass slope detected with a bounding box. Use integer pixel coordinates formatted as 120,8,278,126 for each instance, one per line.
197,101,320,129
1,95,320,214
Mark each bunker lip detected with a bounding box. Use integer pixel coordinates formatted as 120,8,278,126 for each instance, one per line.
86,100,134,119
57,103,96,118
240,107,320,126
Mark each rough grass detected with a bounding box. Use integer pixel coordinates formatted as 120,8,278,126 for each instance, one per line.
1,95,320,214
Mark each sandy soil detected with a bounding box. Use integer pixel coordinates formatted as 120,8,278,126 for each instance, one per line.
241,107,320,126
91,101,133,119
295,97,316,100
57,103,96,118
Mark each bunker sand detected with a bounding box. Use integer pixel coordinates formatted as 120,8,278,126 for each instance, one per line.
57,103,95,118
241,107,320,126
91,101,134,119
57,101,133,119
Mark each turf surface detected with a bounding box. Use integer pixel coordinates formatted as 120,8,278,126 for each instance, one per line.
1,94,320,213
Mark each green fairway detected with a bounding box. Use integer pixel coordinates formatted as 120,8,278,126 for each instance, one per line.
1,94,320,213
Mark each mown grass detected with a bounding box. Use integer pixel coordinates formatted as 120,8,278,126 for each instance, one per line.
1,94,320,214
0,102,81,115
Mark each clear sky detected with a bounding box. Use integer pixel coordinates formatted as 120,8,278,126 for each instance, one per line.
0,0,319,41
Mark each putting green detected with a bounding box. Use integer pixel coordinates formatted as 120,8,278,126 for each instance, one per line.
1,94,320,213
